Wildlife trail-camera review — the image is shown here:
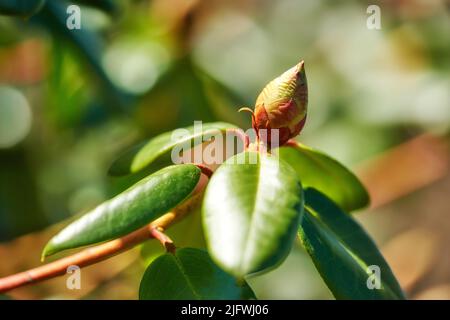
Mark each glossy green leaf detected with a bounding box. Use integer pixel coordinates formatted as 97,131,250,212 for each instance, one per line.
108,122,237,176
42,164,201,258
203,151,304,278
0,0,45,17
277,143,369,211
139,248,256,300
299,188,405,300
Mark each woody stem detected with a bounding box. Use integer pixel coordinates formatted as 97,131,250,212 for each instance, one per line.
0,181,207,293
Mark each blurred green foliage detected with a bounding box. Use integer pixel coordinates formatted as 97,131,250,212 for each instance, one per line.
0,0,448,299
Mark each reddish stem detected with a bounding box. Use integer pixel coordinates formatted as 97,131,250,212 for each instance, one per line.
0,182,207,293
150,226,176,254
0,223,158,293
226,127,250,150
195,164,214,178
284,139,300,148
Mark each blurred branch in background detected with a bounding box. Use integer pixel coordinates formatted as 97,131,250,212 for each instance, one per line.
33,0,133,113
0,0,45,17
357,133,450,209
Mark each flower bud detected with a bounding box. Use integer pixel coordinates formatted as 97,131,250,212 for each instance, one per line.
253,61,307,147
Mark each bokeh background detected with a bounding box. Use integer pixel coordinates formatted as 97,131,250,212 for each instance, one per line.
0,0,449,299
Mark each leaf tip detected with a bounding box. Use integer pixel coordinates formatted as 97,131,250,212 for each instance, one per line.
40,249,48,262
41,241,57,261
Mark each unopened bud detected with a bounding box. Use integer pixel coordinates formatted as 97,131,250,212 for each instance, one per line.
253,61,308,147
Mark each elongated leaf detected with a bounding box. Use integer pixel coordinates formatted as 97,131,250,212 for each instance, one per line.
277,143,369,211
0,0,45,17
203,151,303,278
139,248,256,300
299,188,405,300
109,122,237,176
42,164,201,258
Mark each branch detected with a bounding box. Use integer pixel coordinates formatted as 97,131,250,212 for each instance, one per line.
0,182,206,293
149,226,176,254
195,164,213,178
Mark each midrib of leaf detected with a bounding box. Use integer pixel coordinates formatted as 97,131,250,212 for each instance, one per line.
240,154,263,275
172,254,202,300
304,206,403,299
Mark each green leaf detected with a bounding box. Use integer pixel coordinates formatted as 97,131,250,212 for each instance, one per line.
139,248,256,300
42,164,201,258
203,151,304,278
0,0,45,17
277,143,369,211
299,188,405,300
108,122,237,176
